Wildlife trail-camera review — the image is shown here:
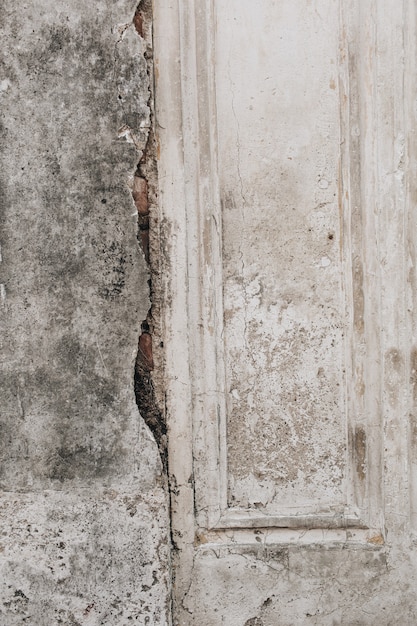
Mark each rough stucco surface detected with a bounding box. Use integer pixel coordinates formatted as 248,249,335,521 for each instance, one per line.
0,0,170,623
217,0,345,513
181,543,417,626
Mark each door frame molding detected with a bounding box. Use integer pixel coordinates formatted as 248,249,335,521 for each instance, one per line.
153,0,412,606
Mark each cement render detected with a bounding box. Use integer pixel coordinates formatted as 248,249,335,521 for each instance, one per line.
0,0,170,623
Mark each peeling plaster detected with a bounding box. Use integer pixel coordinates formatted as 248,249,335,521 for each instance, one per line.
131,0,167,467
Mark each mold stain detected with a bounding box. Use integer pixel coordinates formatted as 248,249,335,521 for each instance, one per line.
354,426,366,483
385,347,403,408
352,255,364,334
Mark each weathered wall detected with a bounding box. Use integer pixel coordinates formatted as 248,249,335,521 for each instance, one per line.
156,0,417,623
0,0,170,623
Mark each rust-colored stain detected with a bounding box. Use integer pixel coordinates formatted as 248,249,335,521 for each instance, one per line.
329,78,336,90
367,533,384,545
133,175,149,216
194,532,209,547
138,325,154,372
133,175,150,263
133,8,144,37
354,426,366,482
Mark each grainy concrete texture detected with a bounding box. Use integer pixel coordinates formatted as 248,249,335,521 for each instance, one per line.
0,0,170,624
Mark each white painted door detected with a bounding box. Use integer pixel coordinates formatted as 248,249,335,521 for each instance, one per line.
154,0,417,623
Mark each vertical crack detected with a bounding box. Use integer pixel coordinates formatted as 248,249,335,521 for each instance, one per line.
132,0,167,470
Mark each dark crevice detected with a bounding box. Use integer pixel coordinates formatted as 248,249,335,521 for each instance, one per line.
134,321,167,470
132,0,167,470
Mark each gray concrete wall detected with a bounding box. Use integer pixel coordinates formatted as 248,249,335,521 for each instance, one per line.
0,0,170,623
